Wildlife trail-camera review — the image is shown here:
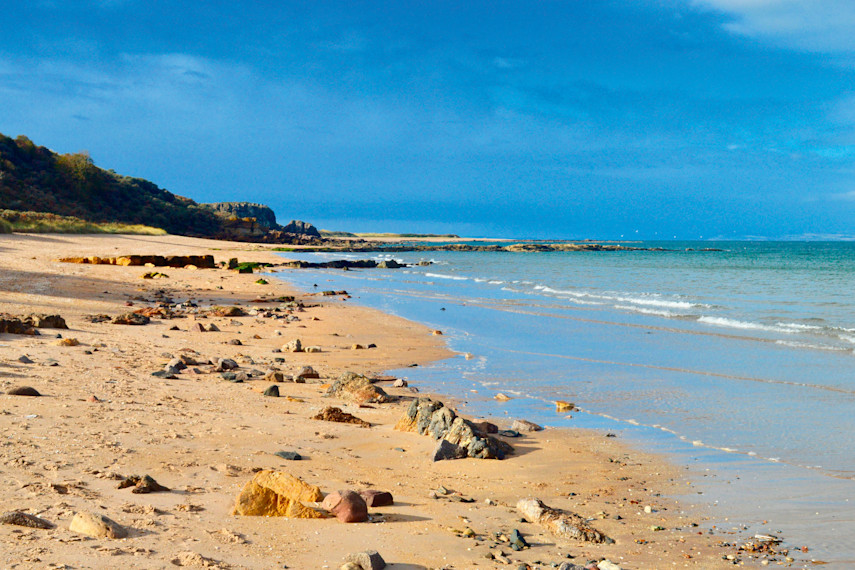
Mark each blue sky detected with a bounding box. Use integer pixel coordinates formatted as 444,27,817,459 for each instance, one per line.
1,1,854,239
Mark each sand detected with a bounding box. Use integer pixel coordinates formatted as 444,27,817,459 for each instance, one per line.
0,233,752,569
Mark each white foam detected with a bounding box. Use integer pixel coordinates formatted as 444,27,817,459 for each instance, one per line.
614,305,684,318
698,316,783,333
424,272,468,281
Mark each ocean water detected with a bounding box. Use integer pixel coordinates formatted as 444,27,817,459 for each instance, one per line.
275,241,855,566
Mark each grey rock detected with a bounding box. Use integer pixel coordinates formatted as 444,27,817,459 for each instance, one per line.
0,511,54,529
6,386,41,396
512,419,543,432
217,358,239,371
17,355,33,364
273,450,302,461
432,439,467,462
263,385,280,397
283,339,302,352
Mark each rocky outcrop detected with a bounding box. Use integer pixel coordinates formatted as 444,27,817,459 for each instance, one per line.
58,255,216,268
0,314,67,335
202,202,280,229
281,219,321,237
395,398,513,460
232,470,325,518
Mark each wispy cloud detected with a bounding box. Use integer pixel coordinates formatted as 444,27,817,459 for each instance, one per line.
693,0,855,54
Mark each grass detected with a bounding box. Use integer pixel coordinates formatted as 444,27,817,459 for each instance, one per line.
0,210,167,235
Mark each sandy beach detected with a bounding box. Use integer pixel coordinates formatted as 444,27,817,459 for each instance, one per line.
0,233,755,569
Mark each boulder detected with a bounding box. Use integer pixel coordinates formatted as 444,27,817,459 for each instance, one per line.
295,366,320,380
69,511,128,539
25,314,67,329
264,371,285,382
512,419,543,432
283,339,303,352
325,372,388,404
232,470,325,518
358,490,394,508
343,550,386,570
322,490,368,523
516,498,609,543
263,385,280,397
281,219,321,237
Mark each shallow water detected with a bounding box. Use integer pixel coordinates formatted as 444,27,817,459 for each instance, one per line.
275,241,855,566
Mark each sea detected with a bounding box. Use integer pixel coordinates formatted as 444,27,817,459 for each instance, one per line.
274,241,855,567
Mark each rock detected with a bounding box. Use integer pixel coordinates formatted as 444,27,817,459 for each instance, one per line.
341,563,362,570
512,419,543,432
322,490,368,523
432,329,443,335
494,392,511,401
69,511,128,539
17,355,33,364
392,378,407,388
152,370,177,379
216,358,239,371
597,561,621,570
351,344,365,350
473,421,499,434
343,550,386,570
113,313,150,325
264,370,285,382
263,385,280,397
555,401,575,412
170,551,229,568
211,305,245,317
0,511,54,529
516,498,609,543
325,372,388,404
283,339,302,352
232,470,325,517
498,430,520,438
167,358,187,371
227,339,242,345
509,529,529,550
191,322,206,332
432,439,467,461
207,323,221,332
25,314,68,329
281,219,321,237
118,474,170,494
312,406,370,428
6,386,41,396
54,337,80,346
359,490,394,507
304,346,322,353
295,366,320,380
377,260,404,269
273,451,302,461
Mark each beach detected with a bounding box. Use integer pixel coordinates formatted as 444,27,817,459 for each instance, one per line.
0,233,761,569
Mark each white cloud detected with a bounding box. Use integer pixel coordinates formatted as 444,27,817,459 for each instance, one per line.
692,0,855,53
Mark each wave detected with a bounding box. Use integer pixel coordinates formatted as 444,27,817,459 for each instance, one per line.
613,305,688,318
697,316,784,333
424,272,469,281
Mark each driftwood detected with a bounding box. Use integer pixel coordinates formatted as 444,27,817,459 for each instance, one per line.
517,498,610,543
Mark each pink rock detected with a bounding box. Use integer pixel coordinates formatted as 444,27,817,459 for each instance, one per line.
322,490,367,523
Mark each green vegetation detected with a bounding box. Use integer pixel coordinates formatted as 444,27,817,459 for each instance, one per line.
0,210,166,234
0,133,224,236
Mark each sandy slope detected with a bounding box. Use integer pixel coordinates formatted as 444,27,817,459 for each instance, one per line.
0,234,747,569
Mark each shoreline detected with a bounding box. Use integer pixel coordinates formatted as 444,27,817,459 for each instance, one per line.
0,233,766,568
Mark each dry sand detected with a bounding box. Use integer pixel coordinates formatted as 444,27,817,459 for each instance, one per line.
0,234,753,569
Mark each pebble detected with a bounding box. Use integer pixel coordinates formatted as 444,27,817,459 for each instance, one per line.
17,355,33,364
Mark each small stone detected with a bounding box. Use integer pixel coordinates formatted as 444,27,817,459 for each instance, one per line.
191,323,206,333
494,392,511,401
392,378,407,388
207,323,221,332
304,346,322,353
597,561,622,570
54,337,80,346
263,385,280,397
351,344,365,350
112,313,150,326
118,474,170,494
17,355,33,364
264,371,285,382
69,511,127,539
273,451,301,461
217,358,239,371
227,339,242,345
343,550,386,570
6,386,41,396
282,339,303,352
555,400,575,412
432,330,443,335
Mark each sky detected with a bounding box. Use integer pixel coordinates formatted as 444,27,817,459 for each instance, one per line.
1,1,854,239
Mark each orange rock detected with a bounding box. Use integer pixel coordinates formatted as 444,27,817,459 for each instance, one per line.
232,470,325,518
